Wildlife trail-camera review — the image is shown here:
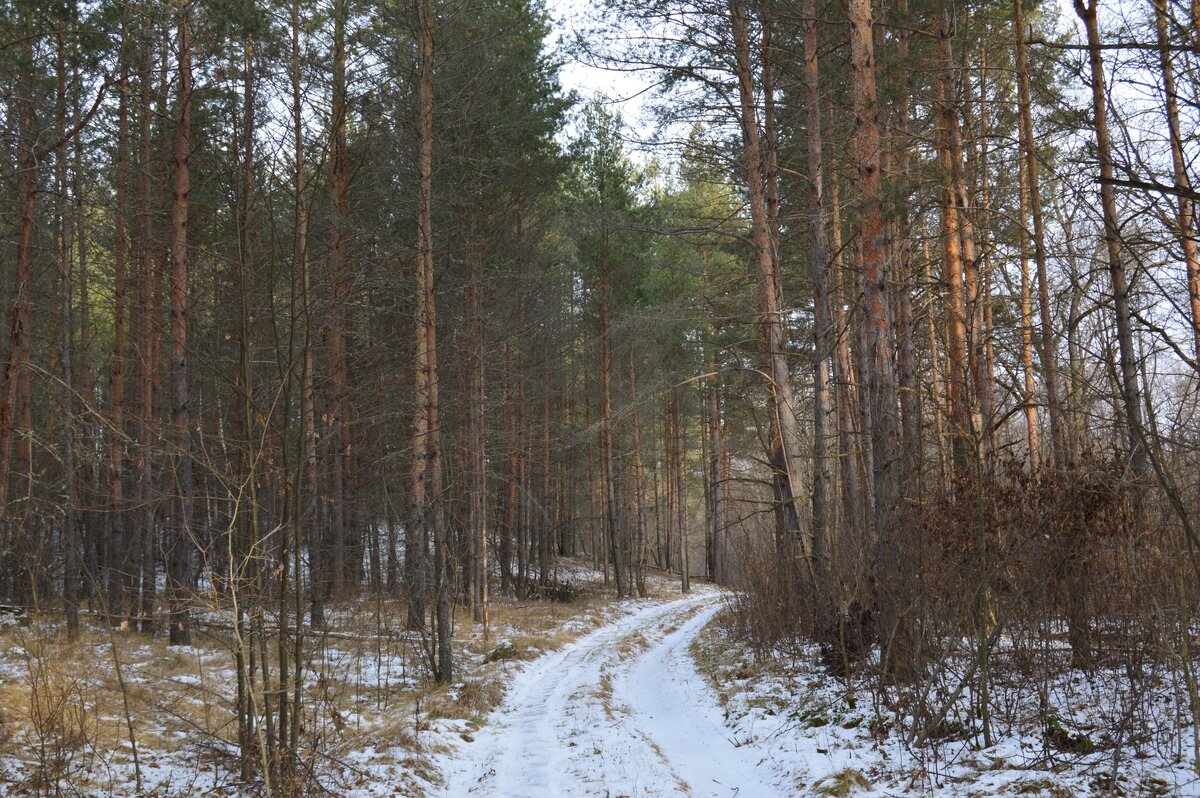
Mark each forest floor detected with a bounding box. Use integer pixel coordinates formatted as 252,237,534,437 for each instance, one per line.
688,617,1200,798
1,565,1197,796
0,559,697,796
435,592,1200,798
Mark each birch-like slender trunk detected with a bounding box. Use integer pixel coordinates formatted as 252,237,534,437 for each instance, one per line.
803,0,832,592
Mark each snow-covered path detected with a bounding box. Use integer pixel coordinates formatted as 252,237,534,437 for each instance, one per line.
437,588,790,797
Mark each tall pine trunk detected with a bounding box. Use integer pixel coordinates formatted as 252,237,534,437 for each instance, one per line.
1075,0,1147,480
937,8,972,478
167,0,194,646
728,0,806,559
107,28,130,621
849,0,909,674
1153,0,1200,366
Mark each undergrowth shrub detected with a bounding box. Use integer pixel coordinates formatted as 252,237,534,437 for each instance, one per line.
22,646,97,795
722,451,1198,768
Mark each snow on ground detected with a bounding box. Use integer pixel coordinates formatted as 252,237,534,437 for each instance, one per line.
0,561,694,796
7,570,1193,796
619,595,788,796
689,617,1200,797
435,587,790,797
434,589,1200,797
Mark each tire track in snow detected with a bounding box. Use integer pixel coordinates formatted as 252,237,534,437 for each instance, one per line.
616,599,784,797
437,589,788,797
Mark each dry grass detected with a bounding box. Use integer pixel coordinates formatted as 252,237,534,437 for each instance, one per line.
1010,778,1076,797
455,678,506,716
812,768,873,796
0,557,667,796
0,621,244,795
616,631,649,659
689,608,771,709
421,676,506,722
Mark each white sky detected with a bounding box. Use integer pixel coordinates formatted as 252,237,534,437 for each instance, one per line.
549,0,659,137
545,0,1144,168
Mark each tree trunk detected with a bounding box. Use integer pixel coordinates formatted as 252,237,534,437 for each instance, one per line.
1013,0,1064,466
167,0,195,646
0,18,37,599
416,0,451,681
677,393,689,594
290,0,322,629
890,0,920,484
973,46,998,462
827,162,866,548
107,31,131,619
630,352,649,595
705,322,724,585
1075,0,1148,480
923,239,951,487
850,0,908,673
760,0,781,276
937,8,973,478
540,366,551,585
1017,144,1041,470
803,0,833,596
137,23,164,635
74,76,99,613
501,360,517,591
328,0,352,599
599,265,625,597
57,35,81,638
515,345,528,594
1153,0,1200,367
407,5,432,631
469,249,487,623
728,0,806,558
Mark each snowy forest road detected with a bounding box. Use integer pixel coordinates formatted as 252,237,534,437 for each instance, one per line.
436,589,790,797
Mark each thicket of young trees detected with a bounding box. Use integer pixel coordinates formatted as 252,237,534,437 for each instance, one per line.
2,0,1200,786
